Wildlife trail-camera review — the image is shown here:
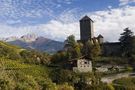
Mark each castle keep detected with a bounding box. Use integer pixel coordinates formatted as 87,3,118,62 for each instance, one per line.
79,15,104,44
80,16,94,41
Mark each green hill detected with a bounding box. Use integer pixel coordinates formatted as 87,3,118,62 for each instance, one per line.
0,41,74,90
0,41,22,59
0,41,53,90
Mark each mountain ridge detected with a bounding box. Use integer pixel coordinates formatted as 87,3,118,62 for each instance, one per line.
0,34,64,53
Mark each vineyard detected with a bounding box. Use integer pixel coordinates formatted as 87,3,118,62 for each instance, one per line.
0,41,74,90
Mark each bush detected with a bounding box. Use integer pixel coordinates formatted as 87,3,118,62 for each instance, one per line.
0,71,15,90
57,83,74,90
50,69,73,84
20,50,50,65
113,77,135,90
126,66,133,71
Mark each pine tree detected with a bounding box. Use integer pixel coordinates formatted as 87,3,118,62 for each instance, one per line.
119,28,134,57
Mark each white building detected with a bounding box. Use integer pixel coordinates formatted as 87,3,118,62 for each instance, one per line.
73,59,92,72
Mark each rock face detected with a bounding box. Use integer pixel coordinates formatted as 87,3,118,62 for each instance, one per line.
20,34,37,42
0,34,64,53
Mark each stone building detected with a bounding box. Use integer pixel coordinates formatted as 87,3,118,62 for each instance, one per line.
79,15,104,44
79,15,121,56
72,59,92,72
102,42,121,56
80,16,94,41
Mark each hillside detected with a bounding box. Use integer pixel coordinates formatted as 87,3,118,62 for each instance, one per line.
0,41,74,90
0,41,51,89
1,34,64,53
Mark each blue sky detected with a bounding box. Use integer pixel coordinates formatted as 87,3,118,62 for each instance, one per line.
0,0,135,42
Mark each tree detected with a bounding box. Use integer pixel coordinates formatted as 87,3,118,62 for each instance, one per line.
84,40,101,60
64,35,76,48
64,35,82,59
119,28,135,57
84,40,93,60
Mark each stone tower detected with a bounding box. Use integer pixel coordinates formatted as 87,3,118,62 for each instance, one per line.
80,15,94,42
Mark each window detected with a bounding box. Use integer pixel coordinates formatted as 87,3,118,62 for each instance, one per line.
84,62,87,64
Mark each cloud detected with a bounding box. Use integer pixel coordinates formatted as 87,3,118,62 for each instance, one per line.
0,3,135,42
57,0,75,4
0,0,75,20
37,5,135,42
87,6,135,42
119,0,135,5
0,20,79,41
57,8,82,23
39,20,79,41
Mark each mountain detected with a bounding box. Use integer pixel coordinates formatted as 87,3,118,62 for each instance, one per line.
4,34,64,53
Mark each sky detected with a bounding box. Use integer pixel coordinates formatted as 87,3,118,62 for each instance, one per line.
0,0,135,42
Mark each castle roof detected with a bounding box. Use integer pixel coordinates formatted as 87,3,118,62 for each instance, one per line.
80,15,94,22
98,34,103,38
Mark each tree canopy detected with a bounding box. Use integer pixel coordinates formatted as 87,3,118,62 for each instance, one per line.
119,28,135,57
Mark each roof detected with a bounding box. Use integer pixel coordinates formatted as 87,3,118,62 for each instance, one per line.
98,34,104,38
80,15,94,22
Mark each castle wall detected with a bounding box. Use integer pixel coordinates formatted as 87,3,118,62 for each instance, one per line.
102,42,121,56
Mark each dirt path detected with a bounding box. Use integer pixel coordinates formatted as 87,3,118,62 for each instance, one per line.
101,72,135,83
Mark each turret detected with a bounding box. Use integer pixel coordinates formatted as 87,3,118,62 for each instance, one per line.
97,34,104,44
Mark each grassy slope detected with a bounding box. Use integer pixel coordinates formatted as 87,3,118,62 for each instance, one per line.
0,41,56,89
0,58,49,77
0,41,50,77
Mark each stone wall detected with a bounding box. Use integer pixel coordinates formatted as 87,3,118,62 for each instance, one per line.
102,42,121,56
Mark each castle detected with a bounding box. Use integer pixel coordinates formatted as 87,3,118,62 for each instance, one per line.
79,15,104,44
71,15,121,72
79,15,121,56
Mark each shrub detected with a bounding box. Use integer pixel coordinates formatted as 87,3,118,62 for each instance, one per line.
57,83,74,90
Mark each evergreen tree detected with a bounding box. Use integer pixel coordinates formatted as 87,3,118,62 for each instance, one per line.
119,28,134,57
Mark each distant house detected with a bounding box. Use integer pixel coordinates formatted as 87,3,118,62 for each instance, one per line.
72,59,92,72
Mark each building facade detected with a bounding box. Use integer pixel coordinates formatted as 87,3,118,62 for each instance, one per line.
73,59,92,72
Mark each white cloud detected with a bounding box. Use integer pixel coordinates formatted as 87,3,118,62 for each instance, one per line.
57,8,81,23
87,6,135,42
0,5,135,42
0,20,79,41
0,0,76,20
119,0,135,5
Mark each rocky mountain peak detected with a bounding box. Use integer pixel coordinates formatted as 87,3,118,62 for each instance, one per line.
20,33,37,42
